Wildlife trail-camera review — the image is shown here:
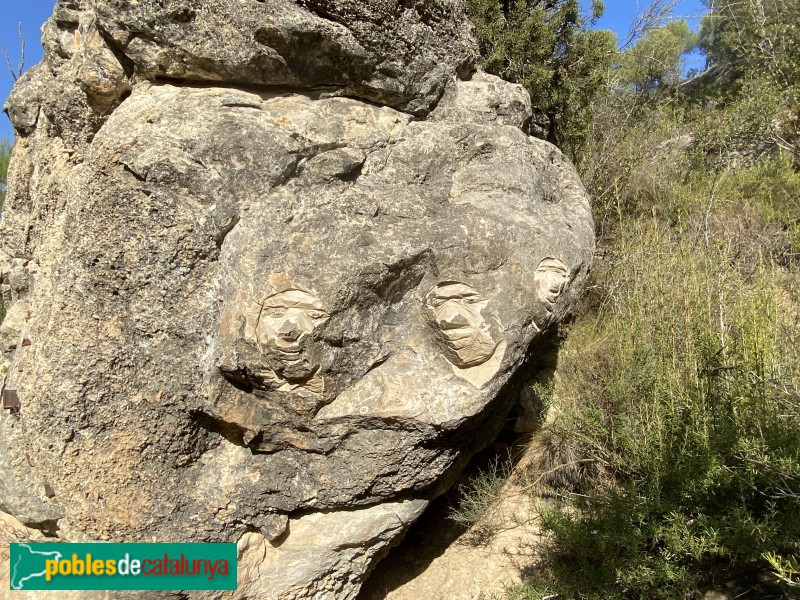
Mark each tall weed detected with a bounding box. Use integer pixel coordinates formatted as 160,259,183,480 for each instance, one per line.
516,194,800,597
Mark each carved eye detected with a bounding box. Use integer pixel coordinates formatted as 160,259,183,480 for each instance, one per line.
464,297,481,305
264,307,286,318
429,298,446,308
307,310,327,320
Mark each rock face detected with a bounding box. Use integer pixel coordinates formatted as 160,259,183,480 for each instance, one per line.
0,0,594,597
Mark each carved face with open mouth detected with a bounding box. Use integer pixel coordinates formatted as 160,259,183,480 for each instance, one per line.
255,289,329,381
426,282,500,369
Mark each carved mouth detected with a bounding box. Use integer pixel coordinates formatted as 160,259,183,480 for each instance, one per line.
267,346,305,362
442,327,473,340
441,328,485,348
440,327,498,361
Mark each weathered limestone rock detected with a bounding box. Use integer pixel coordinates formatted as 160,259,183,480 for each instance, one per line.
0,1,594,597
232,499,427,600
431,71,533,130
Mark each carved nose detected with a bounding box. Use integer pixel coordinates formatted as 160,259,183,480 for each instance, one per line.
276,317,302,341
437,305,469,329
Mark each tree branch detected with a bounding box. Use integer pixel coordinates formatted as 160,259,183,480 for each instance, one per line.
1,23,26,82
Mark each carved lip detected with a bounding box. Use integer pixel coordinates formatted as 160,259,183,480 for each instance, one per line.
271,347,303,357
540,292,560,307
439,327,499,358
263,343,306,361
441,327,481,342
265,340,303,351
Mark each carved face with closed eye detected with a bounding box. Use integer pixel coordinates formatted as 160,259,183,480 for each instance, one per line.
426,282,500,369
255,289,329,381
535,258,570,310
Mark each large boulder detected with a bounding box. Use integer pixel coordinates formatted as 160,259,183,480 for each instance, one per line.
0,1,594,597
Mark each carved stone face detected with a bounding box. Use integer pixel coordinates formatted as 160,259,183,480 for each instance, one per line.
535,259,569,309
255,290,329,381
426,282,499,369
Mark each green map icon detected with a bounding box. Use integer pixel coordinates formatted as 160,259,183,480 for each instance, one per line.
10,543,63,590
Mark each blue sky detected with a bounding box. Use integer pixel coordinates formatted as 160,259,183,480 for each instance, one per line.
0,0,709,140
595,0,707,41
1,0,55,139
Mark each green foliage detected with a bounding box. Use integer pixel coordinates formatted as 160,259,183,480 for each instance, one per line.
510,158,800,598
449,455,513,544
0,135,11,214
765,552,800,589
691,76,789,164
692,0,800,162
466,0,616,158
617,21,698,97
700,0,800,98
579,96,693,235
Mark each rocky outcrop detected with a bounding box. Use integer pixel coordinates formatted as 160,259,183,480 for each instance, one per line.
0,0,594,597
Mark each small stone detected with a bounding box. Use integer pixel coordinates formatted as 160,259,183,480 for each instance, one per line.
2,389,20,410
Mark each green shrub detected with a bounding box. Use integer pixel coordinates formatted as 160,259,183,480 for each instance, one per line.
0,135,11,214
450,454,515,545
513,204,800,598
466,0,615,159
